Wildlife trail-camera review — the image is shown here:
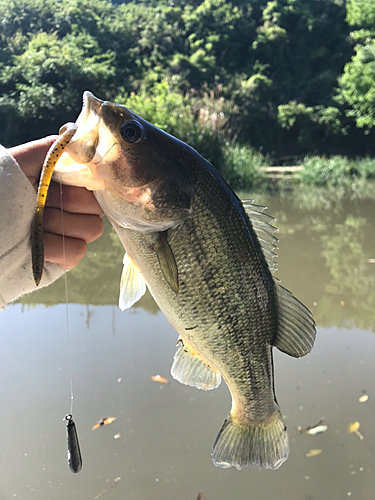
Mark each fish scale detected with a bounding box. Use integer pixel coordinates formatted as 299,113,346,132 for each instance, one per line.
112,162,278,425
47,91,316,470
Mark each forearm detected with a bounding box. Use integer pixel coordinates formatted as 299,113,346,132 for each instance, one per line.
0,146,63,309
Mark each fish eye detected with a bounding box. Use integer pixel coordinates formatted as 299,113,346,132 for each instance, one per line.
120,120,145,144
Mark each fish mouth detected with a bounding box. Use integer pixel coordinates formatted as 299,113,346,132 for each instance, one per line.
63,90,144,169
54,91,144,192
75,91,135,165
53,91,114,190
67,91,105,164
82,90,103,116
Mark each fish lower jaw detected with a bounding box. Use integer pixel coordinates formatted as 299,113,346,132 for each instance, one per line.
53,158,106,190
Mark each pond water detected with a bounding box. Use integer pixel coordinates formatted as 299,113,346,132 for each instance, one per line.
1,187,374,500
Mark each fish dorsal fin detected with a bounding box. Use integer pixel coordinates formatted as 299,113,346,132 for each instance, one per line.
242,200,278,274
153,231,179,294
171,338,222,391
274,284,316,357
119,253,147,311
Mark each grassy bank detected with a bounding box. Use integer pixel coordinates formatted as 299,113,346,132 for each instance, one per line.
220,151,375,191
298,156,375,185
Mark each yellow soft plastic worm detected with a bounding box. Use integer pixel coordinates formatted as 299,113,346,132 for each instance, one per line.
31,122,78,285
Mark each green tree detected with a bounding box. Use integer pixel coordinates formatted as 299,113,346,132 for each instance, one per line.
181,0,255,86
253,0,351,107
335,0,375,130
346,0,375,35
337,42,375,128
0,30,115,144
0,0,370,157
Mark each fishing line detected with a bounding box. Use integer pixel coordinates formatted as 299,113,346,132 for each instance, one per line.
59,176,74,415
58,174,83,473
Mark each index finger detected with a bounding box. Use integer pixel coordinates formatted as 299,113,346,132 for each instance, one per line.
46,182,105,216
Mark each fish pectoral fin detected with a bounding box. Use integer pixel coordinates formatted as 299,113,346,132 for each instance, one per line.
274,284,316,357
153,231,179,294
171,339,221,390
119,253,147,311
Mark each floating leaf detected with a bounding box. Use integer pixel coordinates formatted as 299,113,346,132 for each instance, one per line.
348,421,360,433
151,374,169,384
306,425,328,435
348,421,364,440
92,417,116,430
305,449,323,458
359,392,368,403
301,418,328,435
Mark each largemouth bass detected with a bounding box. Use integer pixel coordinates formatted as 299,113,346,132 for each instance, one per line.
38,91,316,470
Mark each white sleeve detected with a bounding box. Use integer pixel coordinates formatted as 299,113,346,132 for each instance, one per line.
0,145,64,310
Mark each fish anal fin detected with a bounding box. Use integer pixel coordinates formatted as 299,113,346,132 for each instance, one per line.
171,338,221,391
211,410,289,470
153,232,179,294
274,284,316,357
119,253,147,311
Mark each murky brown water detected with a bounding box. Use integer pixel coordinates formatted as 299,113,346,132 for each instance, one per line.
1,187,375,500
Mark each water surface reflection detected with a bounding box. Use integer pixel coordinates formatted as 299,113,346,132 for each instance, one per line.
1,188,375,500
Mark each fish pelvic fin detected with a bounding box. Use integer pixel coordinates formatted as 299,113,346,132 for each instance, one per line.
171,339,221,390
274,284,316,357
119,253,147,311
211,411,289,470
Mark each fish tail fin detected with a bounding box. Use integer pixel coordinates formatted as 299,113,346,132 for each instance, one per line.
211,411,289,470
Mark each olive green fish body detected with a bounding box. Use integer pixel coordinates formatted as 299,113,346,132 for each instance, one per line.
114,158,278,425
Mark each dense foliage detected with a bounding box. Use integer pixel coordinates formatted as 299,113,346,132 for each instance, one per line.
2,0,375,175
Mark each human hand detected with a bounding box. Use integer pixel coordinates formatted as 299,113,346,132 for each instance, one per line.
8,136,104,270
